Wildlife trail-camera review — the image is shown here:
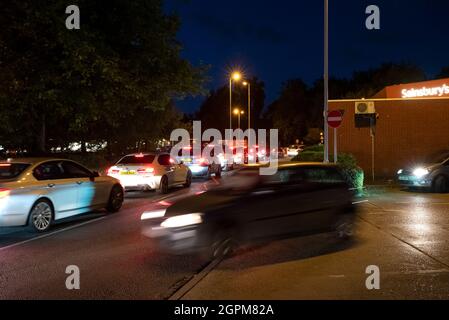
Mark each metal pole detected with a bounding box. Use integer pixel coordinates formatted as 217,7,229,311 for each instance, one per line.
238,113,241,129
323,0,329,163
334,128,337,163
229,78,232,130
248,83,251,130
371,126,375,182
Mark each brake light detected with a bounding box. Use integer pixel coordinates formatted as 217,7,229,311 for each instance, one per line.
107,167,120,175
135,153,145,158
0,188,10,198
169,158,175,164
137,167,154,175
0,164,11,167
198,158,209,166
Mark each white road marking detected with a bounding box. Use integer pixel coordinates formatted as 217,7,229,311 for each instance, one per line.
0,217,106,252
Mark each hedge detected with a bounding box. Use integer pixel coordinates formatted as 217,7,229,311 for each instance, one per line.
292,146,364,191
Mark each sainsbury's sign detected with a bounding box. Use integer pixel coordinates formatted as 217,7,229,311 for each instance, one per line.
402,84,449,98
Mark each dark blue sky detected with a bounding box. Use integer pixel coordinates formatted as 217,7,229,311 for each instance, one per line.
165,0,449,112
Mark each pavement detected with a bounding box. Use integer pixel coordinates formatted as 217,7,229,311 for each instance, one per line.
179,188,449,300
1,176,449,300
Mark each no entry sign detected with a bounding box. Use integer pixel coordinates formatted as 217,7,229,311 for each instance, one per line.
327,110,343,128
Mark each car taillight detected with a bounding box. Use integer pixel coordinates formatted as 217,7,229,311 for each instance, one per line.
0,188,10,198
107,167,120,175
137,167,154,175
198,158,209,167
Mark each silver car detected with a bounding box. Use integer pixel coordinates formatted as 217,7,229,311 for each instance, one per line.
0,158,124,232
397,151,449,193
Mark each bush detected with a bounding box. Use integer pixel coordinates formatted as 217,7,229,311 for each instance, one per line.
292,145,364,191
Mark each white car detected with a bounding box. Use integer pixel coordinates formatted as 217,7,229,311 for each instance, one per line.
107,153,192,194
287,145,304,157
0,158,124,232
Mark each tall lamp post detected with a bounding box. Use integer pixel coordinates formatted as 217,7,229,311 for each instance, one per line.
229,72,241,129
234,108,244,129
323,0,329,163
243,81,251,130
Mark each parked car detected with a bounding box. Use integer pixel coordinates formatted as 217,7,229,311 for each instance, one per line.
108,153,192,194
287,145,304,157
142,163,356,258
0,158,124,232
397,151,449,193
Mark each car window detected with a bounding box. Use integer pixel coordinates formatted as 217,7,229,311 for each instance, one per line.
301,167,345,184
33,162,65,181
0,163,30,179
158,154,172,166
62,161,92,178
117,155,155,165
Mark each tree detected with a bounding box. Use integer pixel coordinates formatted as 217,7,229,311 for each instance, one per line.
0,0,206,154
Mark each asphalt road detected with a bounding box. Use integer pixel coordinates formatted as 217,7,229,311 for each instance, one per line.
1,179,449,300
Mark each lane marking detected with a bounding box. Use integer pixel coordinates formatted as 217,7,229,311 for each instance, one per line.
0,217,105,252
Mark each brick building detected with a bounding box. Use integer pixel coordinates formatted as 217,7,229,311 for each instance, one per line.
328,78,449,179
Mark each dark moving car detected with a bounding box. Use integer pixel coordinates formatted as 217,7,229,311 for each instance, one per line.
142,163,356,258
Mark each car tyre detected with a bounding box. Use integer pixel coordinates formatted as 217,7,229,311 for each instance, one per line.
184,171,192,188
215,166,222,178
27,199,54,233
335,215,354,240
107,185,124,213
159,175,169,194
433,175,448,193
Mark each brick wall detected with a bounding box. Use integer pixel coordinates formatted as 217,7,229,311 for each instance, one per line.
328,99,449,178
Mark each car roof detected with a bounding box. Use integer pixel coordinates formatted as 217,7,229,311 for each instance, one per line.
1,157,69,165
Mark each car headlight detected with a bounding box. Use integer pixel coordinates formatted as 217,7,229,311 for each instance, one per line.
160,213,203,228
413,168,429,178
397,169,403,175
141,210,166,221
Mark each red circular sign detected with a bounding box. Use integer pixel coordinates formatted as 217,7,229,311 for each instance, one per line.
327,110,343,128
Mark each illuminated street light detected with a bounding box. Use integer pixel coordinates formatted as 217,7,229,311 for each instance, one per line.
229,71,243,129
233,108,244,129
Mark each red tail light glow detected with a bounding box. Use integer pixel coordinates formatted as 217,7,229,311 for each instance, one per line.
137,167,154,175
107,167,120,175
0,188,10,198
135,153,145,158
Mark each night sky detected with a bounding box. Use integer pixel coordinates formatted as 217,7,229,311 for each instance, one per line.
165,0,449,112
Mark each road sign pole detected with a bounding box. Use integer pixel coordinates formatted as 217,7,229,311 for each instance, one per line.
334,128,337,163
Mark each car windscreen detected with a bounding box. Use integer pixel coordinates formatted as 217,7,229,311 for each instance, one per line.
424,152,449,164
0,163,30,179
117,155,155,165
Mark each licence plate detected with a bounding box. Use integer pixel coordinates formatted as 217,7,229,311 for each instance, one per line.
120,171,136,175
399,176,410,181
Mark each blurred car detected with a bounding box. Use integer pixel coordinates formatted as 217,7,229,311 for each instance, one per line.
397,151,449,193
0,158,124,232
108,153,192,194
142,163,356,257
177,145,222,179
287,145,304,157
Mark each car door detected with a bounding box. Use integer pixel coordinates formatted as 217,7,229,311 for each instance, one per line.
33,161,80,220
157,154,177,185
62,161,109,209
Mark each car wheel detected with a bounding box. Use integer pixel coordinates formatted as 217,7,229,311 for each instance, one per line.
184,171,192,188
335,215,354,240
215,166,222,178
433,175,448,193
27,199,53,233
209,228,238,259
107,185,124,213
159,175,169,194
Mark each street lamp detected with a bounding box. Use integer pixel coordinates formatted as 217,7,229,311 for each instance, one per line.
243,81,251,130
229,71,242,129
233,108,244,129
